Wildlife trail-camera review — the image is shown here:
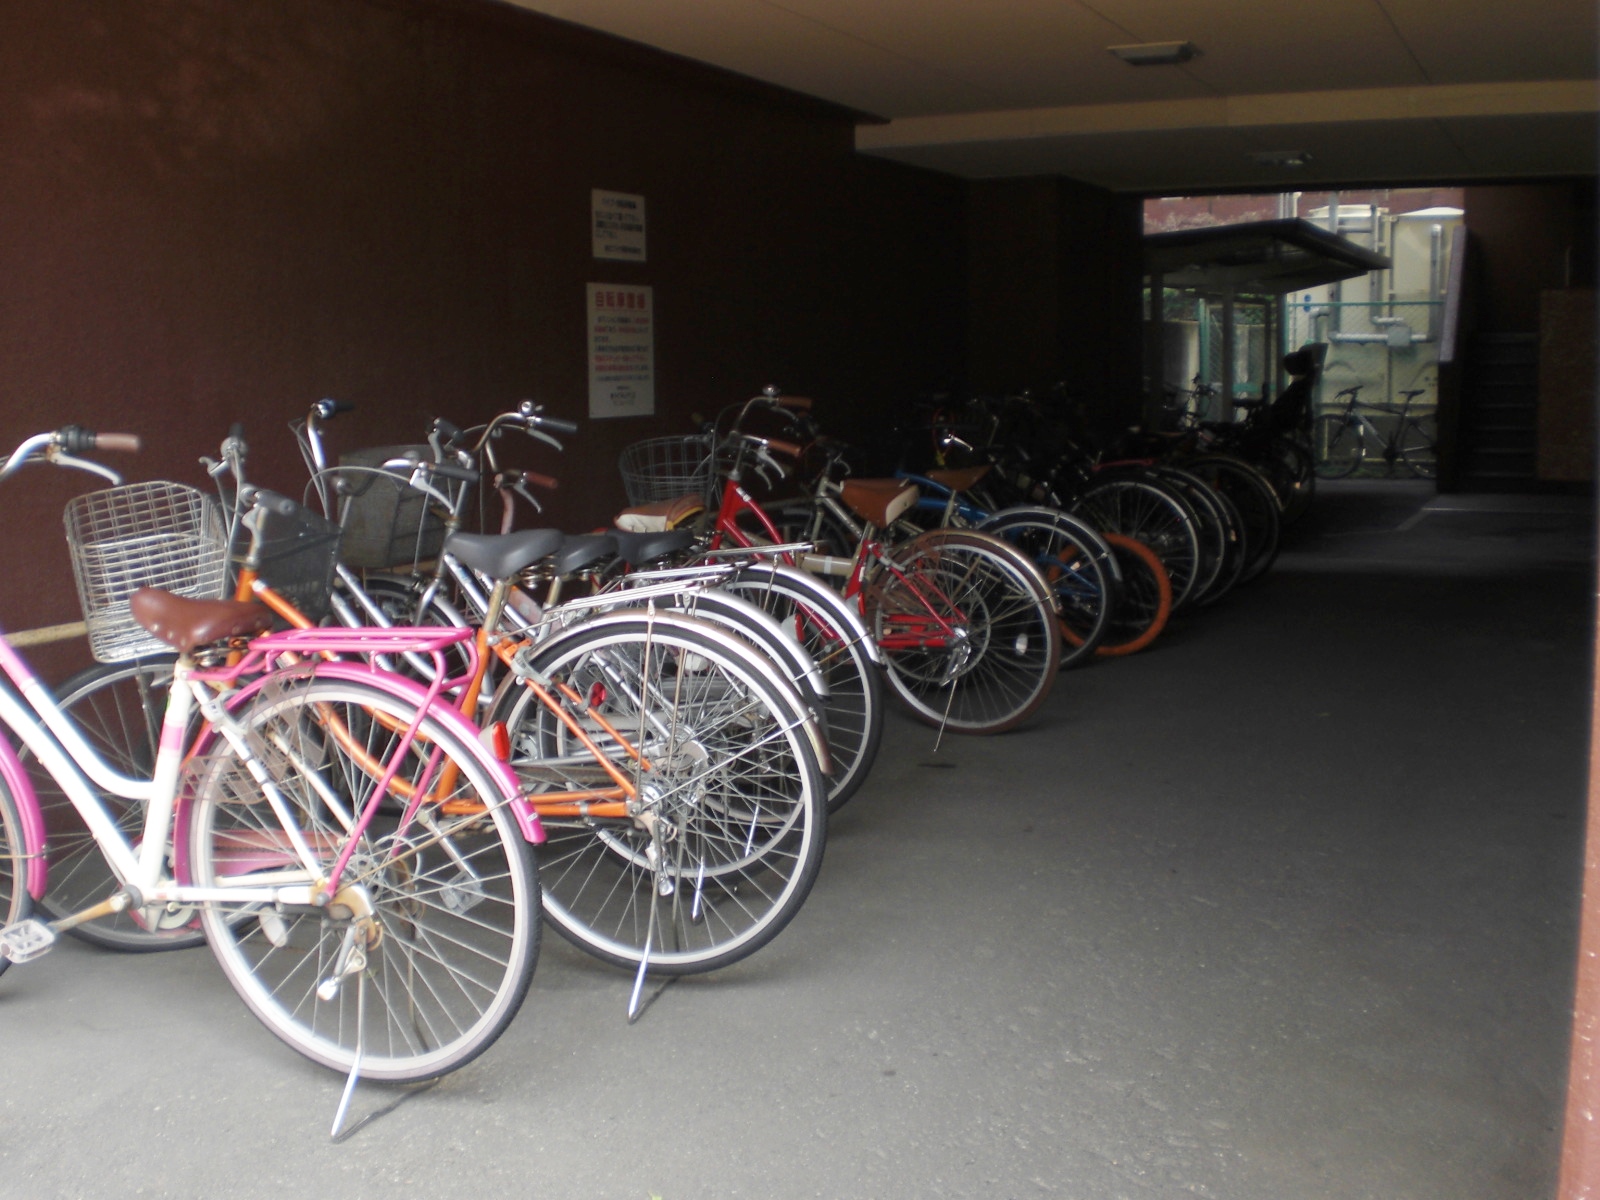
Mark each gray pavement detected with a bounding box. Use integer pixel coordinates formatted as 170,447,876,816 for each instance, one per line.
2,478,1594,1199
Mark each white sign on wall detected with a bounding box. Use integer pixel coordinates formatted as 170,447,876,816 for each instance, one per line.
587,283,654,418
592,189,646,262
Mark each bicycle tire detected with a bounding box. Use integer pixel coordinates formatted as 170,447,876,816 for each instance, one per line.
0,772,30,976
1073,477,1203,610
186,672,541,1083
869,529,1060,734
979,509,1117,669
26,655,208,952
1400,419,1438,479
1313,414,1363,479
1094,533,1172,657
1181,472,1247,607
1250,434,1316,524
1149,466,1233,608
1182,456,1282,585
489,612,828,975
716,564,885,814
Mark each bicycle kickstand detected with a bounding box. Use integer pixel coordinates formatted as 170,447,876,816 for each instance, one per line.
330,962,366,1141
626,842,678,1024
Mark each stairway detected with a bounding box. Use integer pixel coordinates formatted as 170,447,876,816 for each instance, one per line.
1456,332,1539,489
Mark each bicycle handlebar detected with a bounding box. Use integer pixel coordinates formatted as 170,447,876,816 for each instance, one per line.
0,427,141,487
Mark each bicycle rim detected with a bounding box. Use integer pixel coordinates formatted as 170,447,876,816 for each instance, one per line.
872,530,1059,734
1074,479,1202,610
1314,415,1363,479
188,674,540,1082
27,656,207,952
717,566,885,813
494,614,827,975
980,511,1117,669
1095,533,1172,657
1400,420,1438,479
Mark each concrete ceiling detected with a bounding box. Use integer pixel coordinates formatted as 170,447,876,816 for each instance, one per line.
505,0,1598,193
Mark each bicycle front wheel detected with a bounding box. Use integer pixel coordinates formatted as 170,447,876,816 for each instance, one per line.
0,773,30,976
27,656,207,952
870,529,1060,734
1400,419,1438,479
979,509,1117,669
187,673,540,1083
490,612,828,975
717,563,885,813
1314,414,1364,479
1073,477,1202,610
1095,533,1172,657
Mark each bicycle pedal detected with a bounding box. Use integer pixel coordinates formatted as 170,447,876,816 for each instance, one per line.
0,918,57,964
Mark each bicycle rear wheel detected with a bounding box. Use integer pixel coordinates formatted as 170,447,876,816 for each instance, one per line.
1400,419,1437,479
490,612,828,975
870,529,1060,734
1314,414,1363,479
717,564,885,813
186,673,540,1083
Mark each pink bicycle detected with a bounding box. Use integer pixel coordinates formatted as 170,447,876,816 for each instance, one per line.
0,425,543,1117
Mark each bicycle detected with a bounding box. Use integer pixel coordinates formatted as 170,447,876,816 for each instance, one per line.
0,425,542,1119
1313,386,1437,479
650,391,1063,736
263,416,834,986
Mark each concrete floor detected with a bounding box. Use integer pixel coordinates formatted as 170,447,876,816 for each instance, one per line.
2,479,1594,1200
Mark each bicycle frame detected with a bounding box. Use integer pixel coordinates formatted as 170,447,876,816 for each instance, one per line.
705,469,964,654
3,618,530,917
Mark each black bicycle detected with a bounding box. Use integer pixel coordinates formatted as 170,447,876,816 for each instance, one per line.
1313,386,1437,479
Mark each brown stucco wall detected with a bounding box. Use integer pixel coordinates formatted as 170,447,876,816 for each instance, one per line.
0,0,966,675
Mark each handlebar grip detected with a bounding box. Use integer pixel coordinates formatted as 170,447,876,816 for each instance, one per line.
313,398,355,419
536,415,579,436
774,395,812,412
91,432,142,454
765,438,804,459
227,422,246,441
428,460,480,484
522,471,559,491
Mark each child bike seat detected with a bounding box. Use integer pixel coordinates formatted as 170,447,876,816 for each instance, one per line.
614,493,706,533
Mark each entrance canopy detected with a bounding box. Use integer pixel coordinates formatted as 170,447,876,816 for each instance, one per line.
1144,218,1390,295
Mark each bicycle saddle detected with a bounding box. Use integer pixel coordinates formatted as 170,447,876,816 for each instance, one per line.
553,533,618,576
924,464,991,493
128,588,274,653
610,528,695,566
840,479,919,529
444,528,565,580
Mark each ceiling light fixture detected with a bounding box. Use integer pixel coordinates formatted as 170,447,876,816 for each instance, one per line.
1249,150,1312,168
1108,41,1200,66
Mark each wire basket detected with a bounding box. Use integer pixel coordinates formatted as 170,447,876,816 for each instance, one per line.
618,435,716,505
253,500,342,622
64,481,230,663
333,446,463,570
